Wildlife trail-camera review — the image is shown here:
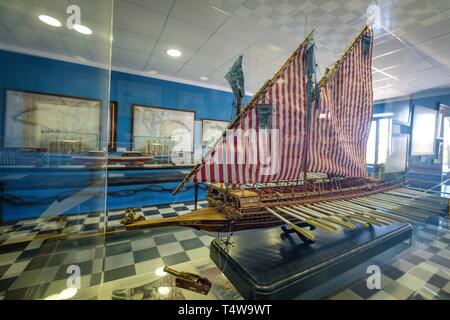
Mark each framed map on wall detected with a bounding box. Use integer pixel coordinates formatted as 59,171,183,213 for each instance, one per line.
132,105,195,164
4,90,102,151
202,119,229,150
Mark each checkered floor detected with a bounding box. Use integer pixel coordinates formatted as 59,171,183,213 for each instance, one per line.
1,200,450,300
0,201,209,243
327,223,450,300
0,201,214,300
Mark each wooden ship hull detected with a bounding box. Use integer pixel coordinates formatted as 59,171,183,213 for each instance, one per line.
126,177,415,237
126,177,447,244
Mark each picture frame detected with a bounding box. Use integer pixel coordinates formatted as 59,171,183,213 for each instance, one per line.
4,90,102,151
132,105,195,164
201,119,229,150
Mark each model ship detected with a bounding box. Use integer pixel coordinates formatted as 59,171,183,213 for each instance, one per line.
72,151,154,165
124,26,446,242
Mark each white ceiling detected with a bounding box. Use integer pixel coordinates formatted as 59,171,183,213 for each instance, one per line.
0,0,449,101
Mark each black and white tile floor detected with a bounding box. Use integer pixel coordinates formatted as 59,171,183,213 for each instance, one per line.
0,201,215,300
0,201,450,300
327,224,450,300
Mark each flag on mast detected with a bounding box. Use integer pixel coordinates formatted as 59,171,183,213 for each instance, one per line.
225,55,245,120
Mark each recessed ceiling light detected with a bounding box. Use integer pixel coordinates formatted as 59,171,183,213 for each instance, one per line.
38,15,62,27
166,49,182,57
148,70,159,75
73,24,92,35
200,76,208,81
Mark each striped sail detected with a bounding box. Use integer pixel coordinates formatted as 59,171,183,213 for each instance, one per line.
307,27,374,178
175,26,374,190
189,40,309,183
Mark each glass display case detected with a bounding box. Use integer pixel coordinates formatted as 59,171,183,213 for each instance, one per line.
0,0,113,300
0,0,449,304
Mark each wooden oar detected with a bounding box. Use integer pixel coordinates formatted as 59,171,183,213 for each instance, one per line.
314,202,387,226
266,207,316,241
351,198,428,222
383,190,444,208
306,204,370,228
330,201,395,224
370,194,441,215
278,207,338,232
334,200,409,223
289,205,356,230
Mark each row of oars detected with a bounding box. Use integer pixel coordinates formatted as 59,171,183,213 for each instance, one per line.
373,193,443,214
384,190,445,208
266,187,447,241
397,187,448,205
350,194,437,222
265,197,408,241
377,190,445,214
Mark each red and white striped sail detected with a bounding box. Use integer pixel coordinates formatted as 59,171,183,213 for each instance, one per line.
307,27,374,178
190,41,309,183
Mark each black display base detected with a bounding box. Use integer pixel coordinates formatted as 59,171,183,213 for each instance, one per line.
210,221,413,300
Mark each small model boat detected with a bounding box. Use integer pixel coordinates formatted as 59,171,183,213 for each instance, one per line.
72,151,154,165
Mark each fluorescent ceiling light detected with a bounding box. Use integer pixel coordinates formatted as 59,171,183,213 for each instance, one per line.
38,15,62,27
73,24,92,35
200,76,208,81
166,49,182,57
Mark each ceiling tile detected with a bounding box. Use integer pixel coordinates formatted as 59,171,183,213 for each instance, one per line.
1,0,450,100
3,21,45,48
188,51,229,70
397,18,450,45
62,34,91,60
414,32,450,57
217,15,271,43
112,28,156,54
159,17,213,51
86,42,111,65
171,0,229,31
125,0,175,14
202,32,248,58
33,28,67,50
112,46,148,70
0,22,15,40
176,64,214,80
114,0,166,38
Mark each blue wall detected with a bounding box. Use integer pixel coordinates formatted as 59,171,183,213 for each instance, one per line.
0,49,249,149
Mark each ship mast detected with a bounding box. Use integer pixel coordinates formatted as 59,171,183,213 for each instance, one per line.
173,29,316,195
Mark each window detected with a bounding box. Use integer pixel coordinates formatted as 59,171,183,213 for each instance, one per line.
411,105,438,156
366,115,392,165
